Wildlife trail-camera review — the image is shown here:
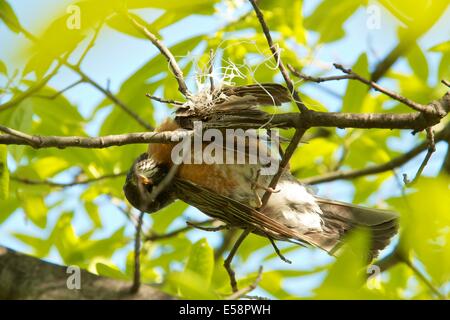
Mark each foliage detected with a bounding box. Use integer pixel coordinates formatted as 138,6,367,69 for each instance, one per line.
0,0,449,299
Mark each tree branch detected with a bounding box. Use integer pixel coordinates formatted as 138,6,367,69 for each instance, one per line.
333,64,439,115
248,0,308,113
10,172,126,187
0,129,190,148
301,123,450,185
130,212,145,293
145,220,214,242
0,246,172,299
1,93,449,149
126,13,190,97
145,94,184,106
403,127,436,185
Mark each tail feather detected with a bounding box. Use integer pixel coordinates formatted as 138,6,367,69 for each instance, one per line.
309,197,399,259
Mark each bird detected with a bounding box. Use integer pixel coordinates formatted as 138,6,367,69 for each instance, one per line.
124,83,398,260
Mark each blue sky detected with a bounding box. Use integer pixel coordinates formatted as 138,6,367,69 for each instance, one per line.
1,0,449,297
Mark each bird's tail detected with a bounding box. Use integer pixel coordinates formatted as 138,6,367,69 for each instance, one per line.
307,198,399,260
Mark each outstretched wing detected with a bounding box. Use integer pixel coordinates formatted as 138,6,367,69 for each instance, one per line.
172,178,314,246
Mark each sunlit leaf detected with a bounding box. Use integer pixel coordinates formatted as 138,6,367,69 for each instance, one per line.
304,0,361,43
406,44,429,80
185,238,214,287
13,233,52,257
18,193,47,228
389,176,450,286
96,262,129,281
315,228,382,299
0,60,7,75
0,0,22,33
342,53,369,112
166,270,219,299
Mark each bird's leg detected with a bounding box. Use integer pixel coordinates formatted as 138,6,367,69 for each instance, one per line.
186,220,228,232
251,168,280,194
224,229,251,293
250,169,263,208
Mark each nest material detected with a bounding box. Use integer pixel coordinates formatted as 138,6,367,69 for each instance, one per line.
175,83,291,129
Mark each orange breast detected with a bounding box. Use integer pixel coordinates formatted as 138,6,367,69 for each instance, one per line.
148,118,237,195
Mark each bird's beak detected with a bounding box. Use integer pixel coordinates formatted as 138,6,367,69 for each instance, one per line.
137,174,152,185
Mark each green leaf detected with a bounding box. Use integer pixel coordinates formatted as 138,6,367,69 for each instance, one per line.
18,193,48,228
406,44,429,80
151,201,188,233
0,99,33,162
185,238,214,287
96,262,129,281
30,156,70,179
315,228,380,299
0,196,18,224
13,233,52,257
0,145,9,200
0,60,7,75
0,0,22,33
166,270,219,299
106,12,161,40
438,52,450,81
428,40,450,53
84,201,102,228
127,0,219,14
342,53,369,112
389,176,450,286
304,0,361,43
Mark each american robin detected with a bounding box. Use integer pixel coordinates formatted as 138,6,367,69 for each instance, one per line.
124,83,398,259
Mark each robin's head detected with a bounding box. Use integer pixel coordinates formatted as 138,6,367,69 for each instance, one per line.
123,153,176,213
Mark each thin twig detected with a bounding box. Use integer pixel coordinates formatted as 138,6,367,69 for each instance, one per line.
373,248,402,273
403,127,436,186
402,255,445,300
248,0,308,113
214,229,239,261
441,79,450,88
8,19,153,131
209,48,215,93
333,63,435,115
11,172,126,187
288,64,354,83
301,123,450,185
226,266,263,300
0,65,61,113
126,13,190,97
130,211,145,293
260,128,306,209
145,94,184,106
76,20,104,67
71,64,154,130
267,237,292,264
224,229,251,293
34,79,84,100
145,220,214,241
186,221,228,232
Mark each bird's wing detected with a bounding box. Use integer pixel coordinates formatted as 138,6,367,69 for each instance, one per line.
172,178,313,246
175,83,291,124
